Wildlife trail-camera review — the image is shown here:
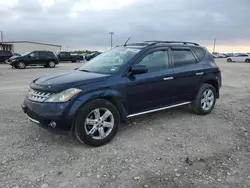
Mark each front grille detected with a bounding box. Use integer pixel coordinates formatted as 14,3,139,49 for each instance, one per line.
28,89,53,102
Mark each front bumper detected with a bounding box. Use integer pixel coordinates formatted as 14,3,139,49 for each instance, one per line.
21,97,79,133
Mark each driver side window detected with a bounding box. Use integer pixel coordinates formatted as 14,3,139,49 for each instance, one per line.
137,51,170,73
30,52,39,57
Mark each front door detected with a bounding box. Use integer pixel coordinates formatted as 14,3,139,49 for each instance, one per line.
28,51,41,65
125,48,176,115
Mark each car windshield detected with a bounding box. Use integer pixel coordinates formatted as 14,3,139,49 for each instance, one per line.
21,52,30,56
78,47,140,74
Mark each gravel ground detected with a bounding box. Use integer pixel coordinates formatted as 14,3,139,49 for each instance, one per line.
0,59,250,188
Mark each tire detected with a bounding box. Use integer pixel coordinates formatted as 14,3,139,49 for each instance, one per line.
191,84,216,115
76,59,80,63
245,59,250,63
16,61,26,69
48,60,56,68
227,58,232,62
74,99,120,147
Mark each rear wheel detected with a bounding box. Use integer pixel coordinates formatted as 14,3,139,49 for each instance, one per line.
74,99,120,146
48,60,56,68
191,84,216,115
227,58,232,62
16,61,26,69
245,59,250,63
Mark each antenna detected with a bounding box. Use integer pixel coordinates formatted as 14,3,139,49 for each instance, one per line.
124,37,131,46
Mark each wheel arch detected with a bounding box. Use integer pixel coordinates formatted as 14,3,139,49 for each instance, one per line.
70,89,128,132
203,79,219,98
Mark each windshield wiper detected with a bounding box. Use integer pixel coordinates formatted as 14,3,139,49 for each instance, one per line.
79,69,91,72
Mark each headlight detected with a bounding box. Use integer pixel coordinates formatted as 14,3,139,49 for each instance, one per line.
44,88,82,103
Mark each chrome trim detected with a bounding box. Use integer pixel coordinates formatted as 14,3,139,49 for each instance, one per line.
163,77,173,81
28,116,40,124
127,102,191,118
196,72,204,76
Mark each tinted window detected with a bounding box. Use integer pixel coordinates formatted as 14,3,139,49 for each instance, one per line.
29,51,39,57
0,51,12,56
190,47,206,60
39,52,48,57
59,52,68,56
172,49,196,67
138,51,169,73
47,52,55,57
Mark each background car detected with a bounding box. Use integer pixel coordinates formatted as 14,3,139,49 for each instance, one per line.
227,53,250,63
85,52,101,61
0,50,13,63
9,50,59,69
56,51,84,63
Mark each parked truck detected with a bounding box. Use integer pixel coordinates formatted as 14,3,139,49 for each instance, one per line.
56,51,84,63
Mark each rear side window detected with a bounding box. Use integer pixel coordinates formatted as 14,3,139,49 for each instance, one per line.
190,47,206,60
39,52,48,57
172,49,196,67
47,52,55,57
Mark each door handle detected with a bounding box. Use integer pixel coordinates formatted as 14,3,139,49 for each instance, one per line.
163,77,173,81
196,72,204,76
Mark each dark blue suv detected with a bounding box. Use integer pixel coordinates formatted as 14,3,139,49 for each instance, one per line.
21,41,222,146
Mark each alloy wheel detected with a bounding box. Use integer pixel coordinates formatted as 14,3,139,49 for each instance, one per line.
18,62,26,69
84,108,114,140
49,61,55,68
201,89,214,111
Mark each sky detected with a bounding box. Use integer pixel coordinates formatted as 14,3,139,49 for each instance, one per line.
0,0,250,52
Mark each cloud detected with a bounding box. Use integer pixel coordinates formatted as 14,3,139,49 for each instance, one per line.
1,0,250,51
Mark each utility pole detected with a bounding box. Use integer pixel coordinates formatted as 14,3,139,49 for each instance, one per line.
213,38,216,53
0,31,3,42
109,32,114,48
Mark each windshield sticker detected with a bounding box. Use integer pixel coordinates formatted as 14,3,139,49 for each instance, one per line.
110,67,118,71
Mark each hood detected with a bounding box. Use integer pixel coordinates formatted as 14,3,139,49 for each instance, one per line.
30,70,109,92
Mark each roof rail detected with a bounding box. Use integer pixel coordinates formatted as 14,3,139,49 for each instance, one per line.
144,41,199,46
125,42,151,46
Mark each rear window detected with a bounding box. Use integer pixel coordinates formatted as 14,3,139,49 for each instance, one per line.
190,47,206,61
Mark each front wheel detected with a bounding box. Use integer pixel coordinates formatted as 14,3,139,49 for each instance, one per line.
74,99,120,146
245,59,250,63
227,58,232,62
16,61,26,69
191,84,216,115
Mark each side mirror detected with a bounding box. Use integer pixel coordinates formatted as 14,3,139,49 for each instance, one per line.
27,55,31,58
130,65,148,75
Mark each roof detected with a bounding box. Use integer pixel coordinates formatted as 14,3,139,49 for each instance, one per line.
2,41,61,47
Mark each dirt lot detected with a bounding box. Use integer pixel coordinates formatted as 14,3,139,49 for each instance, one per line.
0,59,250,188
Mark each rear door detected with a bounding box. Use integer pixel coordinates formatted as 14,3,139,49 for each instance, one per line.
169,47,204,102
39,51,49,64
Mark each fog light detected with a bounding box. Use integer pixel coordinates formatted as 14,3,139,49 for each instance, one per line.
49,121,56,128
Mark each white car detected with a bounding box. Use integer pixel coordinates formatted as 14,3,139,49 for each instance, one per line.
227,54,250,63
